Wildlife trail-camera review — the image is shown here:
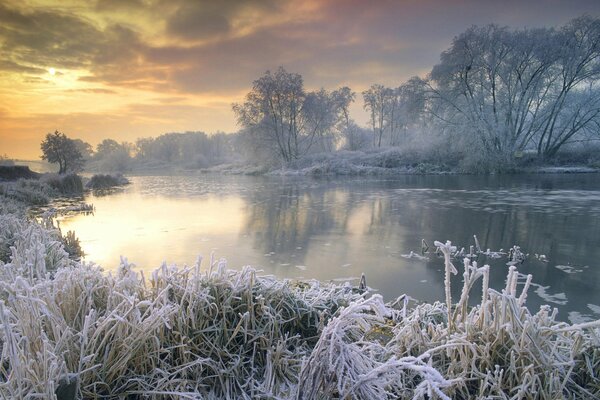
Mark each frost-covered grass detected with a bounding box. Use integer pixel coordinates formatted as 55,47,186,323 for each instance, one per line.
0,180,87,262
1,214,599,399
272,148,455,177
0,239,361,398
1,183,599,398
0,174,84,210
0,178,55,206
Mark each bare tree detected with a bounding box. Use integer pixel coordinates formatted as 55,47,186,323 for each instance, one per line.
428,16,600,160
233,67,351,162
362,84,389,148
233,67,306,162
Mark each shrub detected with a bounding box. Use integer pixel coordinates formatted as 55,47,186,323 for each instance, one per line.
42,173,84,195
85,174,130,190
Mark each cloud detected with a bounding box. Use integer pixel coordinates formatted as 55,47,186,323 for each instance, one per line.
67,88,118,94
0,3,104,70
166,3,231,40
0,59,46,74
3,0,599,94
95,0,147,11
164,0,282,41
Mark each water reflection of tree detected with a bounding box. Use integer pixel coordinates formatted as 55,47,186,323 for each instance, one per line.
240,177,600,318
241,184,356,261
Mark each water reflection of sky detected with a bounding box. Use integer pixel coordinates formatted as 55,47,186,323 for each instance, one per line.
58,173,600,323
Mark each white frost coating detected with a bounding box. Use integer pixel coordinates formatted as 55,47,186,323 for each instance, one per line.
400,251,429,261
1,218,600,399
296,296,453,400
434,240,457,326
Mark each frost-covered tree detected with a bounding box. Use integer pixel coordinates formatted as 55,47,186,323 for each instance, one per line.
428,16,600,160
341,121,372,151
233,67,350,162
397,77,428,133
362,83,426,147
133,132,233,168
94,139,132,172
40,131,84,174
332,86,355,131
362,84,389,148
72,139,93,161
535,16,600,157
233,67,307,163
306,87,355,152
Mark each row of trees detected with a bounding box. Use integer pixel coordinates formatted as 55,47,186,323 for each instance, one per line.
362,78,427,148
233,16,600,167
40,131,236,174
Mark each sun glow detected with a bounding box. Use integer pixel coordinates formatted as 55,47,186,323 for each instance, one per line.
48,67,56,75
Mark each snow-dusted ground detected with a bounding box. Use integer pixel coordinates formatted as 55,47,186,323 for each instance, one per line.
207,148,455,176
528,166,599,174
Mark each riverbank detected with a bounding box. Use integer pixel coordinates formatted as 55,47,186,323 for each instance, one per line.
1,178,599,399
200,148,600,177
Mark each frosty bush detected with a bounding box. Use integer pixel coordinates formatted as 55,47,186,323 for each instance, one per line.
0,251,361,398
42,173,84,195
85,173,130,190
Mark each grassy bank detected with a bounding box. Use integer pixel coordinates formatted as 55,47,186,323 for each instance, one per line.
0,180,599,399
203,148,600,177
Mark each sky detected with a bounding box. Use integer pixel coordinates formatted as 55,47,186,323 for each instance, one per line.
1,0,600,159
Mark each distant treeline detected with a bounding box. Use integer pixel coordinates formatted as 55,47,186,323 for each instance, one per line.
83,132,237,172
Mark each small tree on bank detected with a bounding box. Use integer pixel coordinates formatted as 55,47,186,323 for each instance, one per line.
40,131,84,174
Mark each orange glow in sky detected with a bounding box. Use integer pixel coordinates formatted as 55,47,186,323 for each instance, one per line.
1,0,599,158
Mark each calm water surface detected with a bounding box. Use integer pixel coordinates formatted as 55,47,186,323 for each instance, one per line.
58,173,600,323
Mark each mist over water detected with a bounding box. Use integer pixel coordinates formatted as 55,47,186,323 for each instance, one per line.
58,173,600,323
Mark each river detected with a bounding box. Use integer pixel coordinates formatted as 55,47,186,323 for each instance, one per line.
58,173,600,323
